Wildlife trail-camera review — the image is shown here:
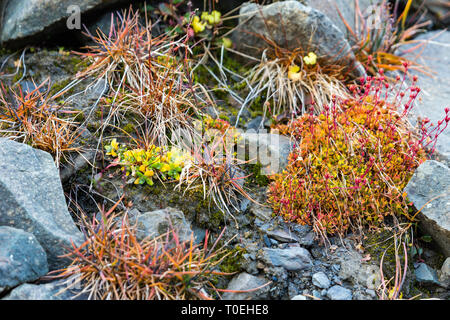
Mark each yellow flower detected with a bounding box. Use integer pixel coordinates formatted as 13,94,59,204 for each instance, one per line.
288,65,301,81
221,37,232,48
160,163,171,172
303,52,317,65
201,10,221,25
192,16,206,33
210,10,221,24
144,169,154,177
111,139,119,150
139,164,147,173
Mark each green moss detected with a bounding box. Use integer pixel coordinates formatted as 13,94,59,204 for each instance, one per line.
219,245,246,274
122,123,136,134
49,78,73,96
246,162,270,187
73,111,85,123
363,230,403,279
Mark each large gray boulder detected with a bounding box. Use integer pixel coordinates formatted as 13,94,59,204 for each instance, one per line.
404,160,450,256
399,30,450,163
232,1,365,77
0,226,48,293
0,139,83,270
0,0,124,46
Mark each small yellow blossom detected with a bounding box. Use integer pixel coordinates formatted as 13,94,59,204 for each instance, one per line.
192,16,206,33
221,37,232,48
288,65,301,81
303,52,317,65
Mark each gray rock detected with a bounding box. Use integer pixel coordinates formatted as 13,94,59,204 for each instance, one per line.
222,272,269,300
249,205,273,221
312,290,322,299
245,116,265,132
291,294,307,300
400,31,450,163
266,229,299,243
233,1,365,77
419,0,450,26
299,231,315,247
238,132,294,175
404,160,450,256
312,271,331,289
0,0,123,46
263,246,313,271
326,285,353,300
304,0,381,43
0,226,48,293
0,139,83,269
3,276,85,300
439,257,450,287
127,207,194,243
331,244,381,290
415,263,440,285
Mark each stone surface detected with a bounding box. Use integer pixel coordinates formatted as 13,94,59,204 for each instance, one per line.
404,160,450,256
400,31,450,163
0,226,48,293
266,229,300,243
0,139,83,269
222,272,269,300
249,205,273,221
414,263,440,285
331,243,381,290
127,207,194,243
233,1,365,77
312,271,331,289
305,0,381,43
2,276,85,300
326,285,352,300
262,246,313,271
238,132,294,175
439,257,450,288
0,0,124,45
291,294,307,300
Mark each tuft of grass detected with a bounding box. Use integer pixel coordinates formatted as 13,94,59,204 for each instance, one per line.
0,79,82,167
238,38,350,122
75,7,208,147
338,0,433,76
53,199,238,300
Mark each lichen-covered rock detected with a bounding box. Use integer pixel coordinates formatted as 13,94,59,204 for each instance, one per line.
330,242,381,290
405,160,450,256
232,1,365,77
0,226,48,293
222,272,269,300
0,139,83,269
